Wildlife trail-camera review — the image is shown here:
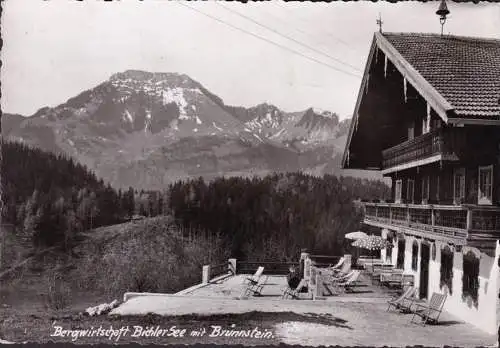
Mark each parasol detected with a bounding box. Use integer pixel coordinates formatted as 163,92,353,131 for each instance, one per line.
352,235,392,272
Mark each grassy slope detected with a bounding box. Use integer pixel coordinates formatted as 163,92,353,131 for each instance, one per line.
1,215,225,310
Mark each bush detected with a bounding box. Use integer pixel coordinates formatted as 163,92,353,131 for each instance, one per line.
75,217,227,297
45,270,71,310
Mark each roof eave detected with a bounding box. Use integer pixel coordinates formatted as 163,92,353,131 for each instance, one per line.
341,35,378,169
374,32,455,123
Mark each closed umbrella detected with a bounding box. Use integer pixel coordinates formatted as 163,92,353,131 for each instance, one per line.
345,231,368,240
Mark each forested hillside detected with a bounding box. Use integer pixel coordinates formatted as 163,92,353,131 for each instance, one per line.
168,174,390,260
2,141,389,266
1,141,133,251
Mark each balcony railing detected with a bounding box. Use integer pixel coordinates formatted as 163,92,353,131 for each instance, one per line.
382,128,465,169
363,202,500,241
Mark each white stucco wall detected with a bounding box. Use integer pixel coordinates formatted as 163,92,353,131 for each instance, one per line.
404,236,420,289
417,241,499,334
379,228,499,334
439,248,498,334
394,236,499,335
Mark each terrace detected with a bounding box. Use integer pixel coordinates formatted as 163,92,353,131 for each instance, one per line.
110,260,496,347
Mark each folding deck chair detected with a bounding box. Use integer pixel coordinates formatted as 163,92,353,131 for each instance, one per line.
379,269,403,286
324,270,361,295
321,270,356,295
329,257,345,271
282,278,308,299
330,260,351,277
242,266,268,297
387,286,417,312
244,275,267,297
244,266,265,285
410,292,447,325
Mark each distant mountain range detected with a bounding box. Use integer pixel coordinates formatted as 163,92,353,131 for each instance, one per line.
2,70,379,189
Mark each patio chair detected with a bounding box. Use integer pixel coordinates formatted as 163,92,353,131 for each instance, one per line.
410,292,447,325
329,257,345,271
282,278,308,299
244,266,265,285
379,269,403,286
397,288,425,313
321,270,357,295
244,274,268,297
387,286,417,312
331,261,351,277
329,270,361,294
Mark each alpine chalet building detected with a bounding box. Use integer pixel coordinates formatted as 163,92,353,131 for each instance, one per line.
342,32,500,333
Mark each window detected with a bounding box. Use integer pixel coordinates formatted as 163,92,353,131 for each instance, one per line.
431,119,441,130
422,176,430,203
397,238,405,269
478,165,493,205
386,235,394,263
407,179,415,204
411,241,419,271
408,122,415,140
395,180,403,204
453,168,466,205
435,175,440,202
462,251,480,308
422,117,429,134
440,246,454,295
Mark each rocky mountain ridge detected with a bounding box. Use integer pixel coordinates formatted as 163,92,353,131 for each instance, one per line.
2,70,371,189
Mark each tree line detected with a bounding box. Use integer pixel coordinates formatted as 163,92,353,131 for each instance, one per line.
167,173,390,260
2,141,390,261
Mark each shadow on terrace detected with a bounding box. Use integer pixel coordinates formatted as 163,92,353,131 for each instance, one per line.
110,255,496,347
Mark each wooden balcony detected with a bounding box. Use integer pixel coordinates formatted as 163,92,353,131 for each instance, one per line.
382,128,465,172
362,202,500,244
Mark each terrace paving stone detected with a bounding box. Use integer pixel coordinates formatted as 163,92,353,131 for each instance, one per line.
111,274,497,347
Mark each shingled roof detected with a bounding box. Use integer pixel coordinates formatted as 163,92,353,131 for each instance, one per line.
383,32,500,119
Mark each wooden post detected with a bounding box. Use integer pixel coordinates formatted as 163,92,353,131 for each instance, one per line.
202,265,210,284
0,225,3,270
466,208,473,231
228,258,237,275
431,207,436,233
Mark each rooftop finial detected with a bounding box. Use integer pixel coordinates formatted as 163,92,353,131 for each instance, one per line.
436,0,450,36
376,13,383,33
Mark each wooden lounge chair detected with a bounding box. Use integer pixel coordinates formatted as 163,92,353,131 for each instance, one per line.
322,270,357,295
379,269,403,286
329,257,345,271
387,286,417,312
330,270,361,293
410,292,447,325
331,261,351,277
282,278,307,299
244,266,264,285
244,275,267,297
397,288,425,313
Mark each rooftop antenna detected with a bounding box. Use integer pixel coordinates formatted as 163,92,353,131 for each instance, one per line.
376,13,383,33
436,0,450,36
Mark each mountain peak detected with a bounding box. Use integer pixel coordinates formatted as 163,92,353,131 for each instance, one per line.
109,70,195,87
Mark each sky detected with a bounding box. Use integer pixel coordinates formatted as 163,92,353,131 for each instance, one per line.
1,1,499,120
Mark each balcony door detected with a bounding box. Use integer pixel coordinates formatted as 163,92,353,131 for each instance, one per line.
419,243,430,299
478,165,493,205
422,176,430,204
453,168,466,205
407,179,415,204
395,180,403,204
